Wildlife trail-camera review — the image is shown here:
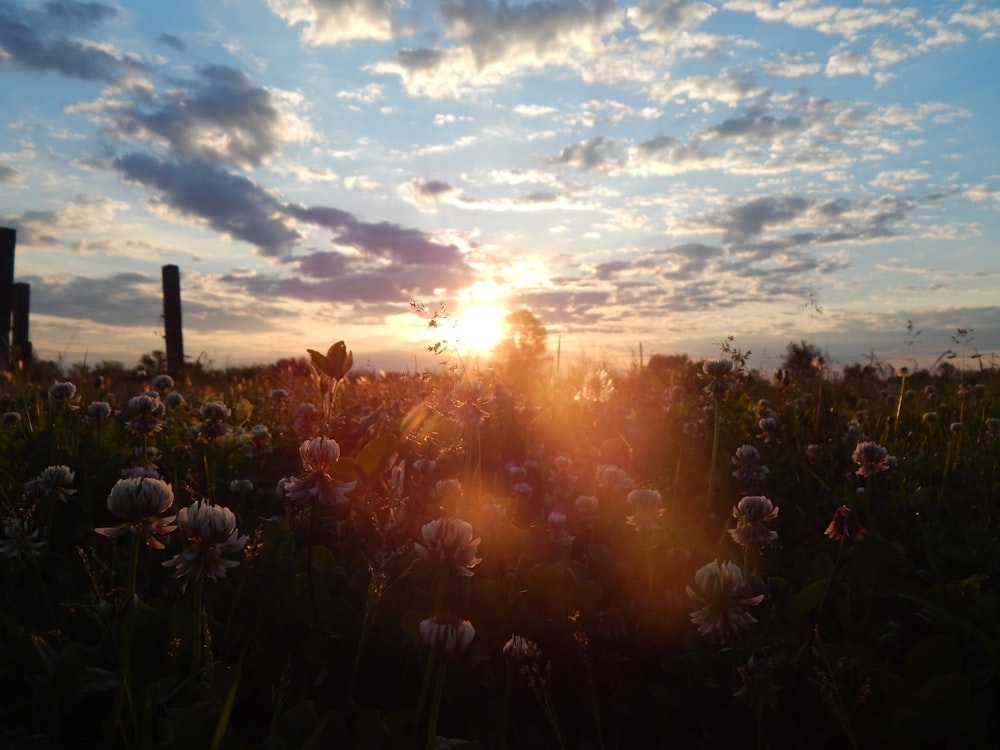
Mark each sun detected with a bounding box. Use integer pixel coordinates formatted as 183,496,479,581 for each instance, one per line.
452,302,507,354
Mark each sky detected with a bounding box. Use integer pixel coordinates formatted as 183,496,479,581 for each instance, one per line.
1,0,999,375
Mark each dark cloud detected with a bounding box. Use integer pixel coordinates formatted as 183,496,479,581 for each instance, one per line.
550,136,624,171
114,153,303,255
388,47,448,72
0,0,141,81
110,65,285,168
24,271,286,334
0,165,20,183
289,205,468,267
717,196,811,243
156,32,186,52
414,178,455,197
705,105,805,141
653,243,723,280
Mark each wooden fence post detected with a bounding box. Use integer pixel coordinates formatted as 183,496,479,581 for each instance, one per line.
162,264,184,375
12,282,31,369
0,227,14,371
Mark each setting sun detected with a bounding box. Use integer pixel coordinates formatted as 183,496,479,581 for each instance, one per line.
452,303,507,354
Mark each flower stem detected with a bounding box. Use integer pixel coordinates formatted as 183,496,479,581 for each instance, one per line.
109,532,141,745
191,577,205,680
425,661,448,750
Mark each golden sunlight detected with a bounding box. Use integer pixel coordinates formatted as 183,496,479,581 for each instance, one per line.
452,302,507,354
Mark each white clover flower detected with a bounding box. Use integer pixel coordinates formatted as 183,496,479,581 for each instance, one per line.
299,436,341,473
687,559,764,645
414,517,482,577
420,612,475,656
151,374,174,391
48,381,77,403
625,489,664,533
162,501,246,582
851,441,892,476
96,477,177,549
35,465,76,502
728,495,779,550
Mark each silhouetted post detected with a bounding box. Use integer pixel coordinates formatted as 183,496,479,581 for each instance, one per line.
162,264,184,375
0,227,14,371
12,282,31,369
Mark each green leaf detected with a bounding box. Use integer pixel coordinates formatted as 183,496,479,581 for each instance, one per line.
792,577,830,618
904,634,963,687
307,349,328,377
355,434,398,483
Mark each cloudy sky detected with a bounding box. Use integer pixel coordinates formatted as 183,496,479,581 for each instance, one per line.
1,0,998,373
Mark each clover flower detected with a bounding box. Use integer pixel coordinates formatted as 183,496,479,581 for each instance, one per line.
196,401,232,440
420,612,475,656
162,500,246,582
164,392,185,408
986,418,1000,439
445,379,490,425
625,488,664,533
285,436,356,507
2,411,20,425
575,368,615,404
414,517,482,577
703,358,734,377
31,465,77,502
660,384,687,412
547,510,574,549
823,505,867,542
687,559,764,644
1,508,44,564
126,393,166,435
851,441,892,476
731,444,769,483
96,477,177,549
151,374,174,391
48,381,78,405
244,424,273,459
728,495,779,550
86,401,112,421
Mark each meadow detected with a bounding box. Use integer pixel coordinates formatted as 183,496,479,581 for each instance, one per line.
1,337,997,750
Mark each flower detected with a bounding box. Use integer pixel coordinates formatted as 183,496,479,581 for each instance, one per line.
0,508,44,564
285,437,357,507
162,501,246,582
702,358,734,377
197,401,232,440
298,436,341,473
420,612,475,656
625,488,664,533
414,517,482,577
151,374,174,391
728,495,779,550
687,559,764,644
48,381,77,404
575,368,615,404
126,394,166,435
86,401,112,421
731,444,769,482
823,505,867,542
96,477,177,549
32,465,77,502
851,441,892,476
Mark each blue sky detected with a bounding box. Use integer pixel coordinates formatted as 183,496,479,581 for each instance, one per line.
1,0,998,372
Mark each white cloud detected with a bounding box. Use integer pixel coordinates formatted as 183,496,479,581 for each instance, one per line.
266,0,398,44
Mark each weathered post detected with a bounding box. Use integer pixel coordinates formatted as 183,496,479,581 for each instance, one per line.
12,282,31,369
0,227,14,371
162,264,184,375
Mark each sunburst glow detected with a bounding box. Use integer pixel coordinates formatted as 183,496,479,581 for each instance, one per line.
452,303,507,354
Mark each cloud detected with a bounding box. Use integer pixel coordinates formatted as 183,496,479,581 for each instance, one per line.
549,136,627,172
114,153,304,255
105,65,309,168
156,33,187,52
0,164,21,184
647,72,769,104
0,0,143,82
266,0,399,44
370,0,623,97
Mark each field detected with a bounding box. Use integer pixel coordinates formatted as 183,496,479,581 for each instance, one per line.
1,339,998,749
